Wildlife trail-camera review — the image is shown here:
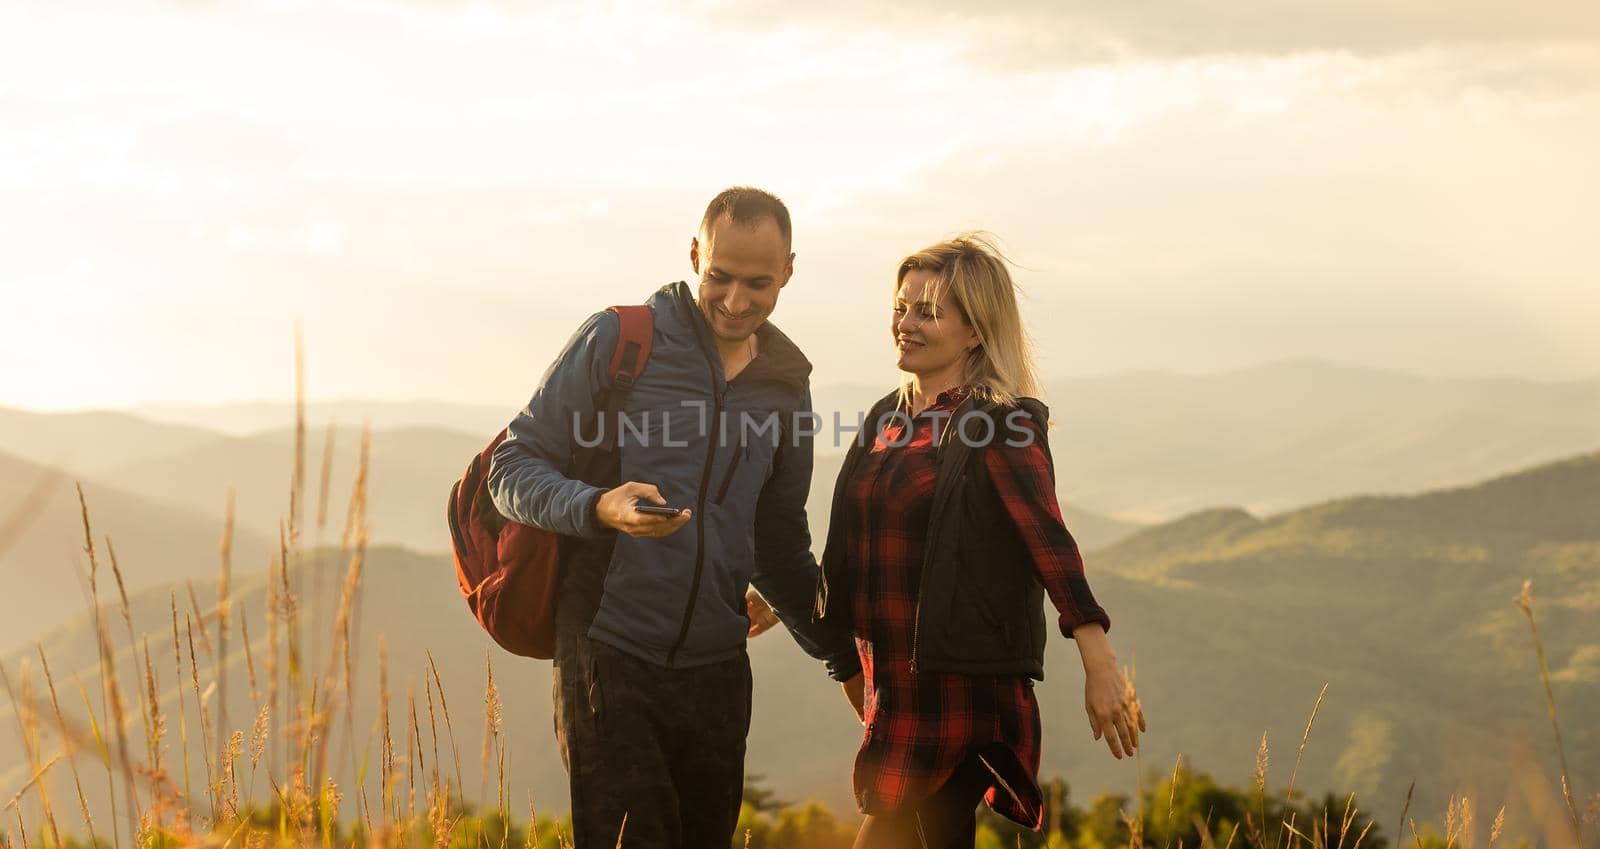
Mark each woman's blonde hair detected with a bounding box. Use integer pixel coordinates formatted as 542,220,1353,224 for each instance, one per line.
895,232,1041,408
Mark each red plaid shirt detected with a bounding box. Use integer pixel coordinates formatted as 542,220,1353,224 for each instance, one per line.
845,388,1110,827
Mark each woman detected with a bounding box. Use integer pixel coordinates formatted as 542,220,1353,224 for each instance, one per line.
820,234,1146,848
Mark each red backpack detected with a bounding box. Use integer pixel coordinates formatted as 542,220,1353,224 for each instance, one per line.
446,305,654,658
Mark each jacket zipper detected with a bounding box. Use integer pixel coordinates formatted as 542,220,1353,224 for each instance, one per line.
712,443,744,505
666,374,726,667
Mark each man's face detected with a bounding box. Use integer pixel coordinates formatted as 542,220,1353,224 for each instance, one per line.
690,215,794,345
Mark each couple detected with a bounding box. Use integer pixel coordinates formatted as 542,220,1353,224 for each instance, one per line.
487,186,1147,849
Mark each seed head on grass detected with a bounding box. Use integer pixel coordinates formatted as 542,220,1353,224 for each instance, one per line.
481,650,502,803
1514,580,1583,848
426,651,466,799
187,615,218,821
34,648,97,845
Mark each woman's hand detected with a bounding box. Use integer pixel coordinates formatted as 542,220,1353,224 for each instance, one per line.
1072,623,1147,759
842,673,866,725
745,588,781,637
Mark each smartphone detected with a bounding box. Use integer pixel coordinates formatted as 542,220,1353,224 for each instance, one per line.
634,504,685,517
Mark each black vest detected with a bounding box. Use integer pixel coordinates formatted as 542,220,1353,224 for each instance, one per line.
817,390,1053,680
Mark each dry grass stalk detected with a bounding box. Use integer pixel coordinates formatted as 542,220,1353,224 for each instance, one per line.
0,663,61,847
68,671,122,849
309,431,369,792
612,812,628,849
1277,684,1328,849
1250,732,1270,849
34,648,98,844
264,554,281,777
278,527,304,734
217,488,235,767
1221,821,1241,849
187,614,218,821
105,538,155,769
290,321,306,549
481,650,502,804
527,792,541,849
407,681,423,824
424,669,443,802
1396,781,1415,849
317,421,336,532
340,427,370,554
1514,580,1584,847
1167,754,1183,838
142,640,165,776
1,755,63,815
339,429,374,785
239,607,261,705
221,730,245,820
183,580,216,659
378,639,393,830
1124,656,1145,826
77,485,142,845
13,806,29,849
426,651,467,799
1331,793,1359,849
170,594,194,808
1487,805,1506,849
1121,805,1146,849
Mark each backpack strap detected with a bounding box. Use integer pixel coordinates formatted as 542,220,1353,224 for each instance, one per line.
606,304,654,390
572,305,654,482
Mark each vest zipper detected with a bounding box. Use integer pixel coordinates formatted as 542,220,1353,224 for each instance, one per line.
911,468,966,674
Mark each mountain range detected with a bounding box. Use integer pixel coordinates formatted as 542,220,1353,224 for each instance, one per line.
3,448,1595,844
122,359,1600,520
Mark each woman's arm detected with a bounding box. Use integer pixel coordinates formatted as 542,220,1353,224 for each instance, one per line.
981,425,1110,637
984,425,1146,758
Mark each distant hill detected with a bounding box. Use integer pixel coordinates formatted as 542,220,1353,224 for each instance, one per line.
0,450,270,654
96,425,485,555
1063,451,1600,839
0,406,221,473
2,405,1138,555
134,399,513,438
5,451,1595,841
1038,359,1600,519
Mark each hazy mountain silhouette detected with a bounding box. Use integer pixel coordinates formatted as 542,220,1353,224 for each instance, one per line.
0,449,270,654
107,360,1600,522
95,425,485,555
0,406,221,474
1,407,1139,555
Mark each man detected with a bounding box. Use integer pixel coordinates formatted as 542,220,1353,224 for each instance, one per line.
488,186,859,848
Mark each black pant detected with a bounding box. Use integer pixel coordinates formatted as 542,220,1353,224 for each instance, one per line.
852,755,994,849
552,626,753,848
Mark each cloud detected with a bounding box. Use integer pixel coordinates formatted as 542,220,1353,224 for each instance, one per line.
703,0,1600,68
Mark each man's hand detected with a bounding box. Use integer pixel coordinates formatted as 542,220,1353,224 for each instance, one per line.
745,588,781,638
843,673,865,725
595,482,693,538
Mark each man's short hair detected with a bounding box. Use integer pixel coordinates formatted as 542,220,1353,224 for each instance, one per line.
699,186,792,251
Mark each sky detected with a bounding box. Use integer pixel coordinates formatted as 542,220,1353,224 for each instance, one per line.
2,0,1598,411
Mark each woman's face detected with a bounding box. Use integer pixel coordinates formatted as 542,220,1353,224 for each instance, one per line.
893,269,979,377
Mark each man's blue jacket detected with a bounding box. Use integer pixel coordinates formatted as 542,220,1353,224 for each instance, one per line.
488,282,860,681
